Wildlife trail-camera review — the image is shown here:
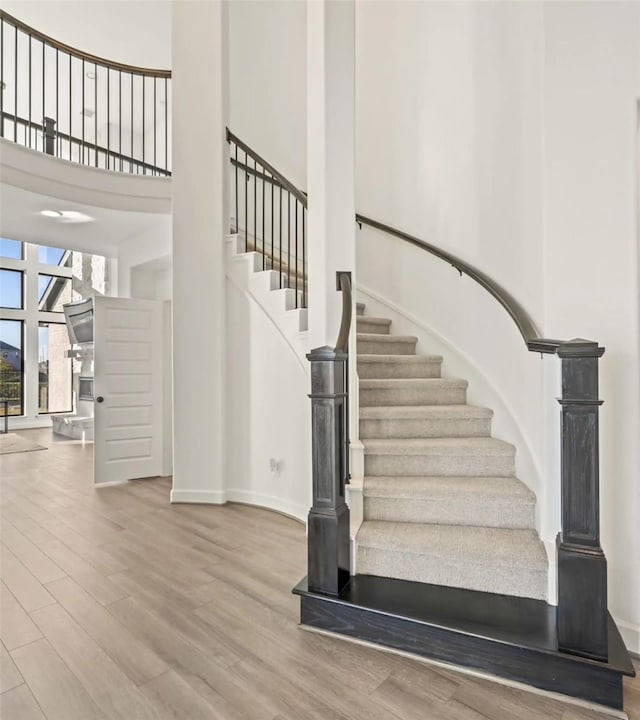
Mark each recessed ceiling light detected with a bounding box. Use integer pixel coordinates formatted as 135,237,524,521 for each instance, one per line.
39,210,93,224
86,71,96,80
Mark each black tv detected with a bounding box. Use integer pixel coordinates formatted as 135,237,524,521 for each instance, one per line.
63,298,93,345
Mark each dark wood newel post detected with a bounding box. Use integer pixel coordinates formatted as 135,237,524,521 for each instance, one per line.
307,345,351,596
556,338,608,661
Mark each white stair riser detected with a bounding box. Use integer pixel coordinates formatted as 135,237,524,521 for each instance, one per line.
360,417,491,439
363,497,535,528
357,359,441,379
360,384,467,407
358,339,417,355
356,548,547,600
364,452,515,477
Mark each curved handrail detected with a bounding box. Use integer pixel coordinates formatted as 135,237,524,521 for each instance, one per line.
0,10,171,77
356,213,561,354
226,129,307,207
335,272,352,353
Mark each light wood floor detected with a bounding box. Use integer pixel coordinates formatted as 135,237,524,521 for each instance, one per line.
0,429,637,720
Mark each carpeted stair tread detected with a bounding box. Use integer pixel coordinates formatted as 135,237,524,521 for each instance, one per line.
356,521,548,599
362,437,514,456
357,354,443,379
359,378,468,407
363,476,536,529
360,404,494,439
357,333,417,343
360,405,492,420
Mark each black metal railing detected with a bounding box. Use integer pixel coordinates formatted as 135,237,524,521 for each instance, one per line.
356,214,609,662
226,128,307,308
0,10,171,175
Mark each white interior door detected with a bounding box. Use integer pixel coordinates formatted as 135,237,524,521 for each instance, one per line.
94,296,163,485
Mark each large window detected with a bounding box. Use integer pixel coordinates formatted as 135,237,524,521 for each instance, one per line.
0,241,111,421
0,269,23,309
0,320,24,416
0,238,23,260
38,323,72,414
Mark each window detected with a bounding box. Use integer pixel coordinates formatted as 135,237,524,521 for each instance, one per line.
39,246,71,267
38,274,72,312
0,238,23,260
38,323,72,414
0,320,23,416
0,269,23,309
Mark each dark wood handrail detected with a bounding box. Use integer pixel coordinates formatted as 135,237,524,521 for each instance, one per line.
356,213,562,354
0,9,171,78
226,128,307,207
335,272,352,353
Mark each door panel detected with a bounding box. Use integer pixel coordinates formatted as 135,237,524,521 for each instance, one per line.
94,297,163,484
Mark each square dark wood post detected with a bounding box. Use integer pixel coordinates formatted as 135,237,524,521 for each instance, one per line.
556,339,608,661
307,345,351,596
43,117,56,156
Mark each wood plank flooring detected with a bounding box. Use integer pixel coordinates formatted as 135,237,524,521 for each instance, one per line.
1,429,638,720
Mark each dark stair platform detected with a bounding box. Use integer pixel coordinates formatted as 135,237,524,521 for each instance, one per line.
293,574,635,710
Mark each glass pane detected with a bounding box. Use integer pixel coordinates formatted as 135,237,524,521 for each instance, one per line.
38,274,72,312
0,238,23,260
38,323,72,414
0,320,23,416
39,246,71,267
0,269,23,308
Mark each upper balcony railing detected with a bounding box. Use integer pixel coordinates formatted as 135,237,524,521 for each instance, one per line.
0,10,171,176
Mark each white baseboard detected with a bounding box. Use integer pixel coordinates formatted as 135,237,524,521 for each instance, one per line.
616,619,640,656
225,489,307,522
170,489,227,504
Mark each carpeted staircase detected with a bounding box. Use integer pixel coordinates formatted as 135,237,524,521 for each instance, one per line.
355,302,549,600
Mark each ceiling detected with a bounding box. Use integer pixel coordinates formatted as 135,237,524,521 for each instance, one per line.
0,182,171,258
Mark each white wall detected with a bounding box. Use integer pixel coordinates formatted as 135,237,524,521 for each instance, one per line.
356,0,640,652
541,1,640,654
226,277,310,521
229,0,306,187
1,1,171,69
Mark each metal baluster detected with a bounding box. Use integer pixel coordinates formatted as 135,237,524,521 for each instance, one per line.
287,192,291,292
262,162,265,269
142,75,145,174
81,58,85,163
302,209,306,307
118,70,122,171
94,63,97,166
106,67,110,169
1,18,5,138
271,177,274,272
41,39,44,151
234,143,238,233
55,49,58,156
279,186,283,288
130,73,133,173
153,76,156,175
295,202,299,308
13,25,17,142
68,53,71,160
28,34,31,147
244,150,248,251
164,76,168,173
254,157,257,258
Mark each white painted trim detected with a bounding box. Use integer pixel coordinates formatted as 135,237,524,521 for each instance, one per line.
93,479,128,488
225,489,308,523
170,489,228,504
616,619,640,656
544,540,558,606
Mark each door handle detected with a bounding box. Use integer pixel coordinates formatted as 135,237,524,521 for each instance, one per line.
96,396,104,403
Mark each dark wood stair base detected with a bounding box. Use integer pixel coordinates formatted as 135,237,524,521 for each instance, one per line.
293,575,635,710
